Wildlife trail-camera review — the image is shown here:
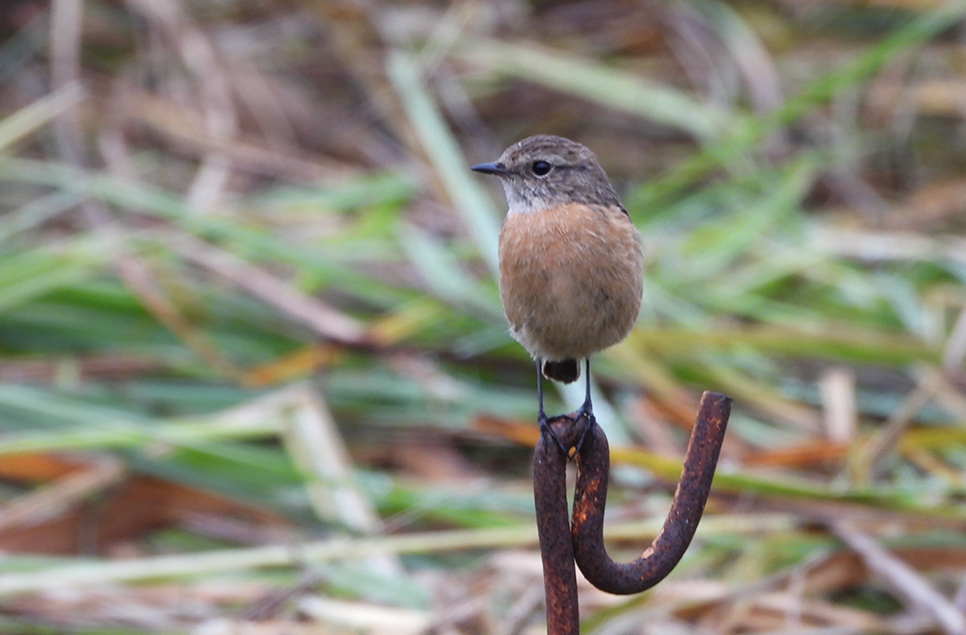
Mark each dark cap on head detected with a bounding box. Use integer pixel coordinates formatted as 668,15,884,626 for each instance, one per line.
472,135,622,213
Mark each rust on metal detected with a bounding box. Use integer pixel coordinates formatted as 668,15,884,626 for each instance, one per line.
570,391,731,595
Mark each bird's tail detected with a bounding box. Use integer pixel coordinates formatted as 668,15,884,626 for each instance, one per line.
542,358,580,384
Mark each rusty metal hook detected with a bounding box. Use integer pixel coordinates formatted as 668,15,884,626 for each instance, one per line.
532,391,731,633
571,391,731,594
533,416,585,635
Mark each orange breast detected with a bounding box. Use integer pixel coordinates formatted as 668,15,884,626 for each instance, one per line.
497,202,644,361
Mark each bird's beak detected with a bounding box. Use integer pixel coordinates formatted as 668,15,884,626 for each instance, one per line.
471,161,508,176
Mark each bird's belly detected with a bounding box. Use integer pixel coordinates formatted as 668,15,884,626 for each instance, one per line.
498,203,643,361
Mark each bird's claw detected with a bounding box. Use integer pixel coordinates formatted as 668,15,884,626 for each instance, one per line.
538,411,569,455
573,401,595,453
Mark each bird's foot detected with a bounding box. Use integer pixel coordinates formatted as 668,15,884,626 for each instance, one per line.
538,410,569,455
573,399,595,452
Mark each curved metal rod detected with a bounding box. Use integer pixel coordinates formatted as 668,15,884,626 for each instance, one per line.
571,391,731,595
533,415,588,635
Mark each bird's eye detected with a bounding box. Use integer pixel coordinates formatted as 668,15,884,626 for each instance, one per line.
531,160,552,176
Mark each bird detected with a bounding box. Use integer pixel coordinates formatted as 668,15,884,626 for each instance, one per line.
472,135,644,441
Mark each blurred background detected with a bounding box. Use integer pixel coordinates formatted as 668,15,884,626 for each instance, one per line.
2,0,966,633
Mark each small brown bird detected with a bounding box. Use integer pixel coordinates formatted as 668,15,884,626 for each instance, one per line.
472,135,644,434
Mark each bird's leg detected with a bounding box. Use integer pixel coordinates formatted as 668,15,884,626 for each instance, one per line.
574,358,594,451
537,359,567,454
579,358,593,419
537,359,548,428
